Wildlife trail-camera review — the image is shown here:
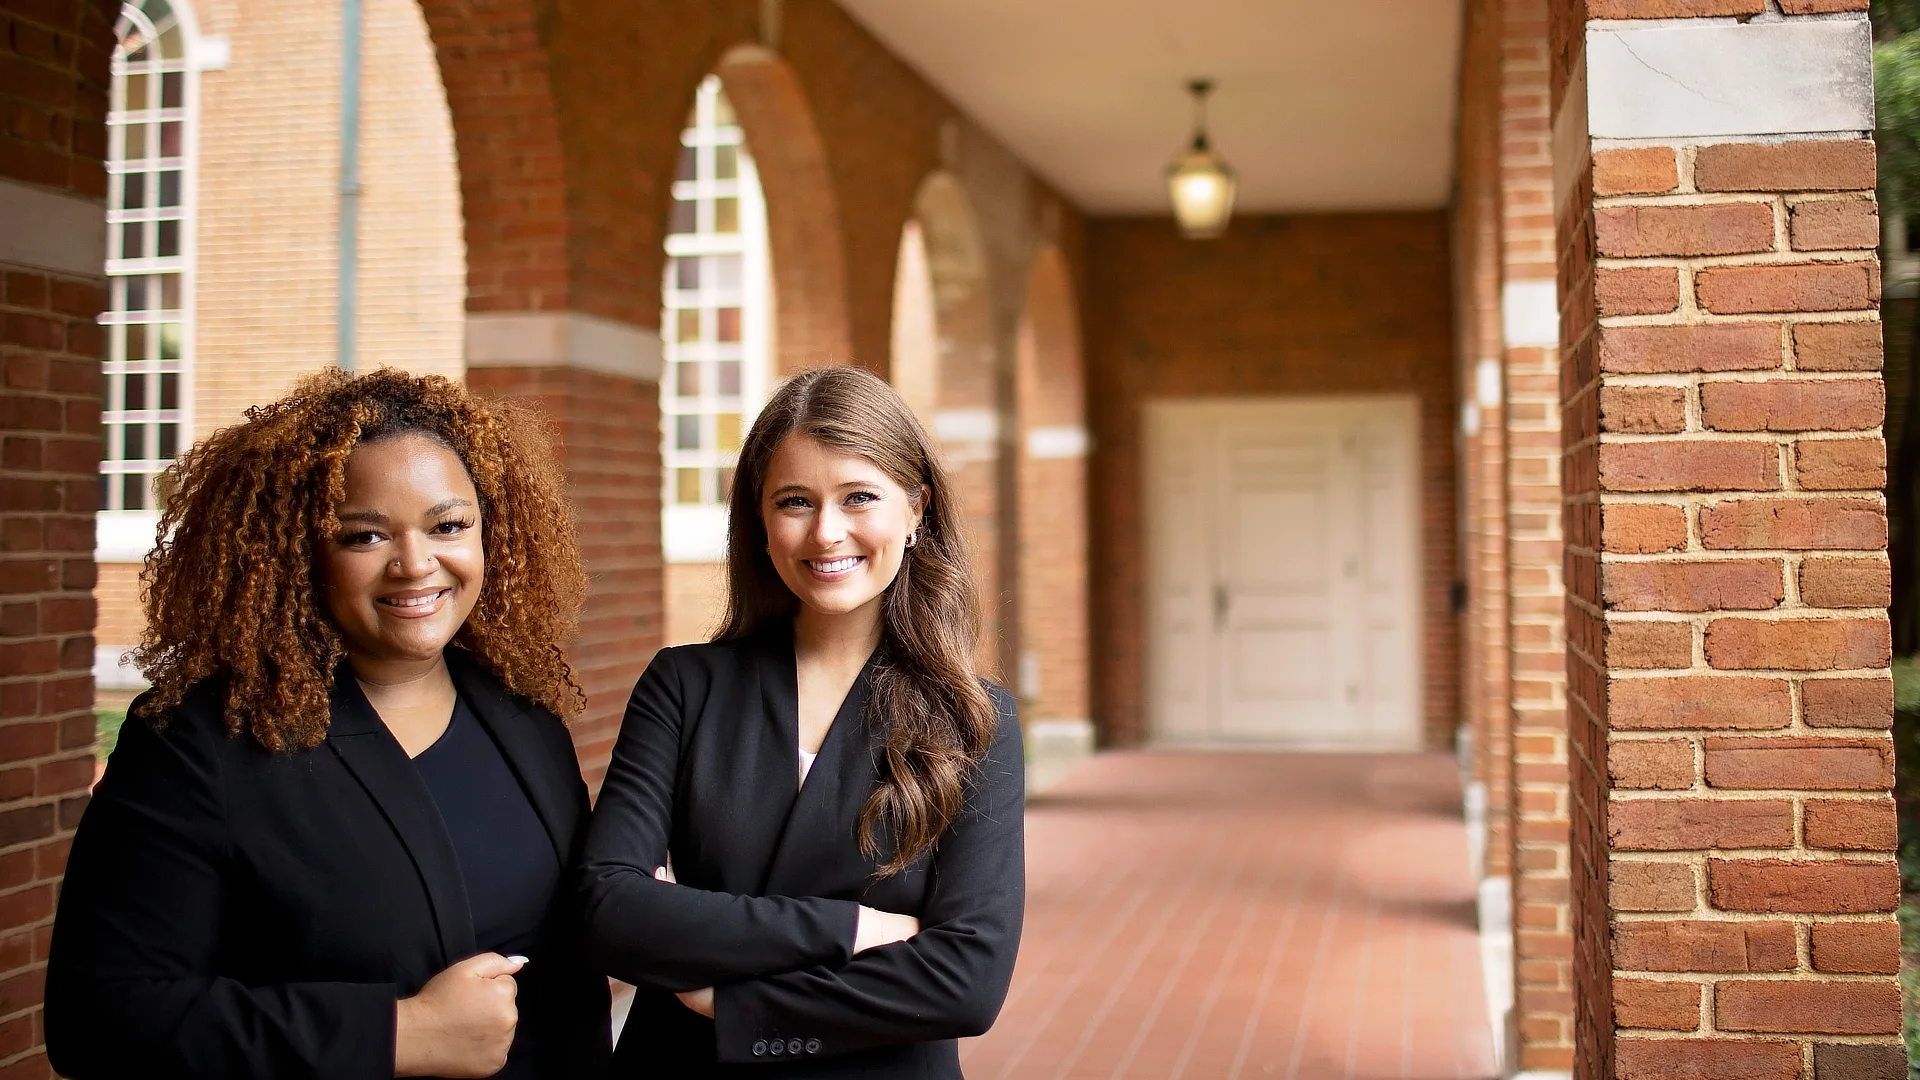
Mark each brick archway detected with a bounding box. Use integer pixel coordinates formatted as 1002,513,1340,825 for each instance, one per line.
718,44,852,374
906,170,1004,673
411,0,569,315
1015,246,1090,751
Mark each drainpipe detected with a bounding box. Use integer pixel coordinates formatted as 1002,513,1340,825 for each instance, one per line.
337,0,362,371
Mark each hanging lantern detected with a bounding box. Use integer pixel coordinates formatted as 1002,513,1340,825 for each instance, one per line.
1167,79,1235,240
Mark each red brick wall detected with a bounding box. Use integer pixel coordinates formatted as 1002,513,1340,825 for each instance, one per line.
418,0,1079,747
465,366,660,792
1016,247,1088,727
1499,0,1574,1068
0,0,115,1074
1457,0,1513,882
1085,214,1458,749
1552,2,1898,1073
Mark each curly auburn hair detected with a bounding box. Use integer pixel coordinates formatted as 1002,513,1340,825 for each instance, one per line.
133,368,587,751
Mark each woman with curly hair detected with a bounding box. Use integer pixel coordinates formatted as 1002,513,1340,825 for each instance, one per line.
580,366,1025,1078
45,369,611,1080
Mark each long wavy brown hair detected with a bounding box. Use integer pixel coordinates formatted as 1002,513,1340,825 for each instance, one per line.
720,366,997,876
134,368,587,751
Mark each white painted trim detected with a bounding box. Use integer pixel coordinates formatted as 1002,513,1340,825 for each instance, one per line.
1461,399,1483,437
0,178,105,279
1502,280,1559,350
1585,17,1872,140
1478,875,1514,1077
466,312,664,382
1025,424,1088,459
1024,718,1094,794
1474,358,1503,409
95,645,149,691
193,34,229,71
95,509,156,563
933,408,999,444
663,503,728,563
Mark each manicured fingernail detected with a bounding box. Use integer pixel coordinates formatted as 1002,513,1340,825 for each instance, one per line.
507,955,529,965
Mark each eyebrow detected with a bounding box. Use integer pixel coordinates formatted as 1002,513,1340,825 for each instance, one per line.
766,480,884,499
336,497,474,525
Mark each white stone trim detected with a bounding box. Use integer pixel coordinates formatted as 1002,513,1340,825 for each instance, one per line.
465,312,664,382
95,645,149,691
1474,358,1503,409
95,509,157,563
1478,874,1514,1077
1025,425,1089,459
1024,718,1094,795
0,178,105,279
933,407,999,445
663,503,728,563
1502,280,1559,349
193,34,230,71
1584,17,1872,140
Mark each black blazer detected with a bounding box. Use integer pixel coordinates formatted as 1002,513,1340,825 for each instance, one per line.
45,649,612,1080
580,625,1025,1078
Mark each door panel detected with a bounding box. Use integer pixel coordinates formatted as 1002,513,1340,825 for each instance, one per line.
1146,397,1420,749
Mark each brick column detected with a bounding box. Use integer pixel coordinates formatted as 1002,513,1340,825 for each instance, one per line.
466,313,664,792
1460,0,1515,890
0,0,113,1074
1552,4,1898,1079
1500,0,1574,1072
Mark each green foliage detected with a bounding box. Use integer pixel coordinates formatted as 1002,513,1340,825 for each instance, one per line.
1881,0,1920,35
1878,33,1920,218
94,708,125,764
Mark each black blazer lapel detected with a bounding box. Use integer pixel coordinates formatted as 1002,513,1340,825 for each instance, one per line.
324,671,476,967
762,658,878,898
447,650,575,865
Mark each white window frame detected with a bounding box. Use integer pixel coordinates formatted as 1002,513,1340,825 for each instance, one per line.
98,0,203,563
661,74,772,564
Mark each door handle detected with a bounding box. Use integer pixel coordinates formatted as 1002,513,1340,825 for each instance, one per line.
1213,583,1229,631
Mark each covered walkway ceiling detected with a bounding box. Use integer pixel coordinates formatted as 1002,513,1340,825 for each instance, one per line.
836,0,1465,216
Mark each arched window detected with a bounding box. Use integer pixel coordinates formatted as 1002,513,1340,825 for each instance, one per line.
661,74,771,561
103,0,194,523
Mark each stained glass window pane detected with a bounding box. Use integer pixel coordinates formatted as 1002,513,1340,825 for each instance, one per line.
675,469,703,504
660,74,765,516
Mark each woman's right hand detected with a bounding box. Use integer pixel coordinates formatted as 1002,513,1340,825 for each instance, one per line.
394,952,525,1077
853,907,920,954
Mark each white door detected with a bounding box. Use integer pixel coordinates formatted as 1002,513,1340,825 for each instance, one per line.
1146,397,1420,749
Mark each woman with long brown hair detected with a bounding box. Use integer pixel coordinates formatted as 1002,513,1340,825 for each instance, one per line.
45,370,611,1079
580,365,1025,1077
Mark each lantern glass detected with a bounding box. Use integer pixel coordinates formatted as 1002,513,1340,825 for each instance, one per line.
1167,149,1236,239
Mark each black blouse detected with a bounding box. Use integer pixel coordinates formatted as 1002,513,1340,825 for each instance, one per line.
414,695,562,1080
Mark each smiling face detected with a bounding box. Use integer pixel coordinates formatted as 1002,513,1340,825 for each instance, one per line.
321,433,485,679
760,433,923,624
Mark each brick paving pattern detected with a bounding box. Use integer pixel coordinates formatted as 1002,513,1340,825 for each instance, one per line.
964,752,1497,1080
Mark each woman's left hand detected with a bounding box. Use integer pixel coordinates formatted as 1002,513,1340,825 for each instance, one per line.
654,864,716,1017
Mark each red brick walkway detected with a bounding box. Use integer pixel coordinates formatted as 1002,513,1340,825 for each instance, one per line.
962,751,1498,1080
